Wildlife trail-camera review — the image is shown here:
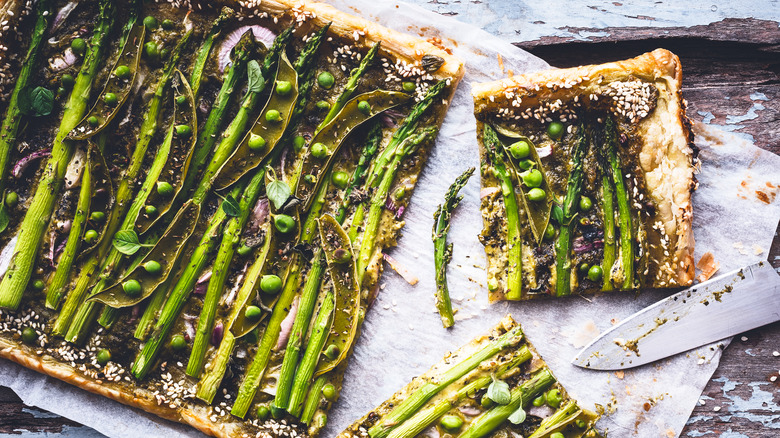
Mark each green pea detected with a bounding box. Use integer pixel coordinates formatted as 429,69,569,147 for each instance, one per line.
548,121,564,140
260,274,283,294
322,383,337,401
274,214,295,234
5,191,18,208
394,186,406,200
270,403,285,419
237,244,252,257
333,248,351,264
71,38,86,55
331,171,349,189
145,205,158,216
509,140,530,159
144,42,159,59
123,279,142,297
487,278,499,291
579,263,590,274
521,169,543,188
115,65,131,79
576,419,587,428
143,16,159,30
402,81,416,92
550,433,565,438
316,100,330,110
21,327,37,344
544,223,555,240
161,19,175,30
481,394,495,408
175,95,187,105
61,74,75,89
143,260,162,275
103,92,118,106
324,344,340,360
245,327,260,344
293,135,306,151
532,395,545,407
57,86,66,96
256,405,270,421
265,109,281,122
157,181,174,196
518,159,535,170
96,348,111,365
580,195,593,211
304,174,317,185
317,71,335,89
440,414,463,431
314,412,327,429
527,187,546,201
357,100,371,115
88,211,105,223
275,80,292,96
588,265,603,282
170,334,187,351
310,142,328,159
248,133,266,151
245,305,262,322
88,116,99,127
83,229,98,244
32,279,44,290
175,124,192,137
546,388,562,408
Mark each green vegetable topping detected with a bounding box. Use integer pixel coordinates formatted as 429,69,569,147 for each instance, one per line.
357,100,371,114
274,214,295,234
486,377,511,405
248,133,266,151
331,171,349,189
576,419,587,428
145,205,158,216
143,16,159,30
440,414,464,431
170,334,187,351
314,413,327,428
122,279,142,297
548,121,564,140
71,38,86,56
144,42,159,60
544,223,555,240
323,344,340,360
546,388,562,408
5,191,18,209
21,327,37,344
256,405,270,421
245,305,262,322
143,260,162,275
260,275,282,294
83,229,98,244
579,263,590,274
316,100,330,110
580,195,593,211
87,116,99,127
103,92,118,106
32,279,44,290
521,169,543,188
304,174,317,184
588,265,603,282
481,394,494,408
236,244,252,257
508,406,527,424
333,248,351,264
89,211,105,224
509,140,530,159
322,383,337,401
175,124,192,137
57,86,66,96
175,95,186,105
311,142,328,159
115,65,131,79
402,81,416,92
533,395,545,407
487,278,499,291
265,109,281,122
317,71,335,89
270,403,285,419
394,186,406,200
275,80,292,96
293,135,306,151
156,181,174,197
61,74,75,89
550,433,565,438
527,188,546,201
96,349,111,365
161,19,174,30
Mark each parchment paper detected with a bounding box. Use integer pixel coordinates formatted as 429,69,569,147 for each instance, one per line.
2,1,779,437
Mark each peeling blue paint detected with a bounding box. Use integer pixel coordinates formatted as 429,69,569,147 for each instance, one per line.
725,102,765,125
713,377,780,428
743,348,756,357
698,110,715,124
750,92,769,101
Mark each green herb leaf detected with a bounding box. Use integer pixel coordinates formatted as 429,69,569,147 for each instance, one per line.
266,180,291,210
508,406,527,424
247,60,265,93
486,377,511,405
221,194,241,217
112,230,142,255
19,86,54,117
552,204,564,224
0,203,9,234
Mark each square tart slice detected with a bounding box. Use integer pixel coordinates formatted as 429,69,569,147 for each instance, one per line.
472,49,696,302
340,315,602,438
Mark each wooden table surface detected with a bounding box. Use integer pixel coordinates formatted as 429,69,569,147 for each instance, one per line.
2,1,779,437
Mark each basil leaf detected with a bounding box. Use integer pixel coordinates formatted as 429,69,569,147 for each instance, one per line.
266,180,291,210
0,203,9,234
508,406,527,424
486,377,511,405
113,230,142,255
247,60,265,93
221,194,241,217
19,86,54,117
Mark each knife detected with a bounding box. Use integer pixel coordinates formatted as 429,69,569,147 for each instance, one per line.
572,261,780,370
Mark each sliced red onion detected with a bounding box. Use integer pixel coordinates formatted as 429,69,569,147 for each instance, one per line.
536,143,553,158
458,405,482,416
383,253,419,286
250,198,270,229
211,321,224,346
184,319,196,341
128,304,142,324
380,114,397,129
573,237,604,254
420,426,440,438
51,2,79,35
13,150,51,179
395,205,405,219
218,26,276,73
224,267,246,308
275,295,299,350
194,270,211,296
64,147,86,189
49,48,78,71
385,196,397,214
480,186,500,199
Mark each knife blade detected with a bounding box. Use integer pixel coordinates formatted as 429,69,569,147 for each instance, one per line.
572,261,780,370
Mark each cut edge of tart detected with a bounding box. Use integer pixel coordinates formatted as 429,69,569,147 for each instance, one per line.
472,49,695,302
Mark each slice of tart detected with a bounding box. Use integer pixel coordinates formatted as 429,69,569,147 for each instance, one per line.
340,315,602,438
472,49,696,301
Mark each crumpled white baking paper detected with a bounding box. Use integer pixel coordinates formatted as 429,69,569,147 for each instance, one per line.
2,1,779,437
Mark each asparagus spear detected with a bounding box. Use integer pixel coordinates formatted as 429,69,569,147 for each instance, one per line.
605,116,633,289
482,124,523,299
300,376,328,425
527,401,582,438
458,369,556,438
337,121,382,223
432,167,474,328
189,7,235,100
555,124,588,297
367,324,524,438
320,41,380,127
0,0,51,227
598,124,616,292
0,0,115,311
